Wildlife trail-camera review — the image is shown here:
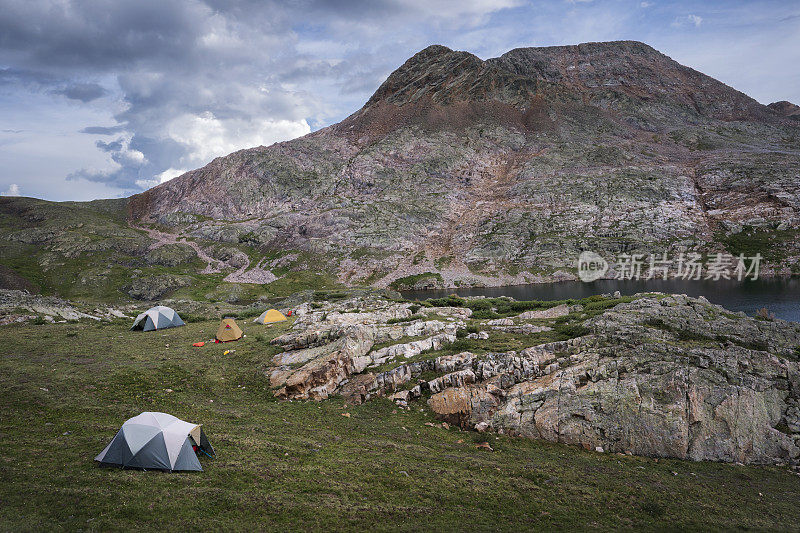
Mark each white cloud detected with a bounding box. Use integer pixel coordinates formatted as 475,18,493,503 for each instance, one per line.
688,14,703,27
2,183,21,196
134,167,191,189
166,111,311,169
640,2,653,7
672,14,703,28
158,167,189,183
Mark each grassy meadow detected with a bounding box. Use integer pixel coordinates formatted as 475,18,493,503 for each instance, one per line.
1,316,799,531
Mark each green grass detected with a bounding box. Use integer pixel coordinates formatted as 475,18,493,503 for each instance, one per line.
386,314,425,324
716,225,800,262
420,294,640,320
389,272,444,291
2,319,800,530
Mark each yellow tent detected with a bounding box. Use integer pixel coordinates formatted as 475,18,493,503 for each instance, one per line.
253,309,287,324
216,318,243,342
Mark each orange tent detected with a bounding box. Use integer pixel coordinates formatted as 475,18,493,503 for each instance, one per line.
215,318,243,342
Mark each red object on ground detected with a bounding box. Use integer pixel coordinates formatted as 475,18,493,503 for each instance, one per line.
192,342,205,347
287,310,292,316
214,339,221,343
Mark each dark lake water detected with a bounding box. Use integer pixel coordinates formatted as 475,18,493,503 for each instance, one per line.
402,279,800,322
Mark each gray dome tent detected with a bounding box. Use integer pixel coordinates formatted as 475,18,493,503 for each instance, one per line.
95,412,214,472
131,305,185,332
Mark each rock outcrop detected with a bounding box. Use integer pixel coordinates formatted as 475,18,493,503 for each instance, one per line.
270,298,467,400
517,304,571,320
274,324,377,400
268,293,800,466
0,289,132,323
423,295,800,465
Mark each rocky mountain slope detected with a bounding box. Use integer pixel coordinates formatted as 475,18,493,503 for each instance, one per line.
128,41,800,290
2,41,799,299
769,100,800,119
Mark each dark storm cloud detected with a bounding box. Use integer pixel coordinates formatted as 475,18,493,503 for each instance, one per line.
0,0,523,192
52,83,107,102
1,67,108,105
0,0,207,70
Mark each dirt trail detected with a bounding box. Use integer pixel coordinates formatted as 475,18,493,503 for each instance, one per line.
132,223,279,283
224,257,278,284
132,223,225,274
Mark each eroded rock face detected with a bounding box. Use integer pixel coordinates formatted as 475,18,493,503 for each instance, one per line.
274,324,376,400
421,295,800,465
768,100,800,119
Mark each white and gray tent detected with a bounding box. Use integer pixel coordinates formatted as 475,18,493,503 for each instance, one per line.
131,305,185,332
95,412,214,472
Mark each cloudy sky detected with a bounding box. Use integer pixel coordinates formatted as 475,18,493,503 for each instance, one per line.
1,0,798,201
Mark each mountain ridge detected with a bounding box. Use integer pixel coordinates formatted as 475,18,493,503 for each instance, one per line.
3,40,800,299
127,40,800,290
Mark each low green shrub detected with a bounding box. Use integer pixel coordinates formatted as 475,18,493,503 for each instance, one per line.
386,314,425,324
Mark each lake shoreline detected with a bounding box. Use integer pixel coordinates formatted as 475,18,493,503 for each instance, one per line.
402,278,800,322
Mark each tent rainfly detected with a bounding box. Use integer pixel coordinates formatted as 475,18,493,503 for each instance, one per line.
253,309,287,324
215,318,243,342
95,412,214,472
131,306,185,332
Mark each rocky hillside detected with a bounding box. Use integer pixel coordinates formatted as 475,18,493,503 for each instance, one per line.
0,197,343,302
267,292,800,465
769,100,800,119
2,41,799,299
128,41,800,290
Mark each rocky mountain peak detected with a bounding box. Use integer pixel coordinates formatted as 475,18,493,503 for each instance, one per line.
363,44,486,108
488,40,666,83
769,100,800,118
359,40,771,124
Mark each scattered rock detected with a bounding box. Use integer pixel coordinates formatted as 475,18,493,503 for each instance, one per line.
486,318,514,326
517,304,570,320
